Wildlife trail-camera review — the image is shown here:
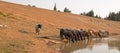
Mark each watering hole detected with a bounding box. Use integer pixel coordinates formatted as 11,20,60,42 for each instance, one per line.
48,35,120,53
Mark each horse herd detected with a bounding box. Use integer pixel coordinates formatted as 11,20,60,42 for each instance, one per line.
34,24,109,43
60,28,109,43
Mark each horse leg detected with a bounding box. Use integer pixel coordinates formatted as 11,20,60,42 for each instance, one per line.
83,33,85,40
60,34,64,40
79,33,82,41
98,33,102,38
36,29,39,35
70,35,74,43
35,29,38,34
66,36,71,43
77,35,80,41
87,34,89,40
38,31,39,35
86,33,90,40
77,33,80,41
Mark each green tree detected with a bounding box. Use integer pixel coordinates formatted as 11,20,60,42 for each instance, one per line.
95,15,101,19
58,10,60,12
86,10,94,17
106,12,116,20
80,12,86,16
32,5,36,7
53,3,57,11
105,12,120,21
27,4,31,7
95,15,99,18
64,7,71,13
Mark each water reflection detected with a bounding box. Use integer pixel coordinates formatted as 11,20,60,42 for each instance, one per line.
60,38,106,53
50,36,120,53
108,38,120,52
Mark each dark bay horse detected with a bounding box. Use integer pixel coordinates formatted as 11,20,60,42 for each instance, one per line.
60,28,75,43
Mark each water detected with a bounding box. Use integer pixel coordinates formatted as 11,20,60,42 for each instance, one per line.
49,36,120,53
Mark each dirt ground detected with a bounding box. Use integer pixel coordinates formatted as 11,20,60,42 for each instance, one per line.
0,1,120,53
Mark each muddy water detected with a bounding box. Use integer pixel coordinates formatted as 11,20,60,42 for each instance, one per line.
49,35,120,53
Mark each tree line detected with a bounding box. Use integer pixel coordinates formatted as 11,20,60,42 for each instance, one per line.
53,3,71,13
53,4,101,19
104,12,120,21
80,10,101,19
53,3,120,21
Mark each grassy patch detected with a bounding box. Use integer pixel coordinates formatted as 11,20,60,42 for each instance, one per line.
0,11,19,20
0,11,6,17
7,15,19,20
0,40,28,53
0,35,32,53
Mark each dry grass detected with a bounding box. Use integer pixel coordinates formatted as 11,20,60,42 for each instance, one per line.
0,1,120,53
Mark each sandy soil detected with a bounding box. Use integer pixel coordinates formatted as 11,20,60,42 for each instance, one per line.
0,1,120,53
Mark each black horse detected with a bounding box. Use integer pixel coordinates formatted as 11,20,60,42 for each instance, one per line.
60,28,75,43
70,29,79,42
79,29,90,40
60,28,91,43
72,29,83,41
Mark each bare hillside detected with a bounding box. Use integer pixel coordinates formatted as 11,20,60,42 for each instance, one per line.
0,1,120,53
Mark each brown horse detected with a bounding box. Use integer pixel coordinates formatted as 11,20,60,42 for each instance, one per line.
98,30,109,37
88,29,102,38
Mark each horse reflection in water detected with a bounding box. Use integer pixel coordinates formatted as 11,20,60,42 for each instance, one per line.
59,39,103,53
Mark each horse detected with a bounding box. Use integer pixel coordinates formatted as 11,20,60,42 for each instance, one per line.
69,29,81,42
88,29,102,38
35,24,42,35
60,28,75,43
79,29,91,40
98,30,109,37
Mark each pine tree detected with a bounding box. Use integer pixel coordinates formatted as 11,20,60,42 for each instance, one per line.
95,15,99,18
53,3,57,11
64,7,71,13
86,10,94,17
105,12,120,21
